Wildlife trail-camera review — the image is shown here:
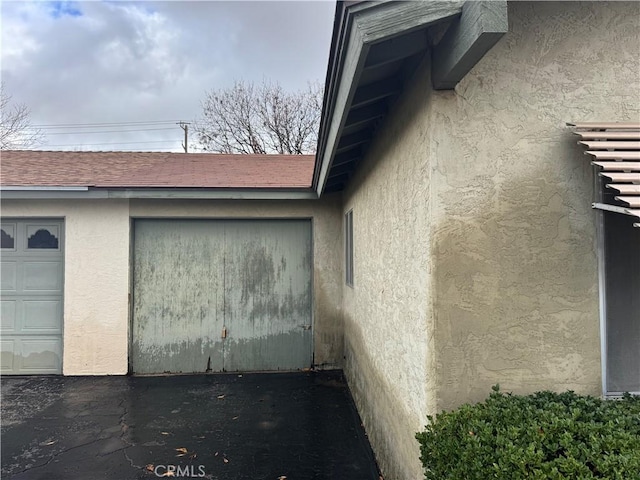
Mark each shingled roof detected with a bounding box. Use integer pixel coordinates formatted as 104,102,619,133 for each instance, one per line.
0,151,314,189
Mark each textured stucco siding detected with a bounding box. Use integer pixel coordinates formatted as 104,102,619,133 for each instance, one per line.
430,1,640,411
1,199,131,375
129,196,344,367
340,2,639,479
342,61,435,480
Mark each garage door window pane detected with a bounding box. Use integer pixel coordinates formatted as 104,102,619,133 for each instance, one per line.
27,226,59,250
1,225,15,250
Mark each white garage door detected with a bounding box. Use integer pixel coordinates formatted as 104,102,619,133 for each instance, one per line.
132,219,313,374
1,219,64,374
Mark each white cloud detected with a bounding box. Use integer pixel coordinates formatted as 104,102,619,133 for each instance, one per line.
0,1,334,151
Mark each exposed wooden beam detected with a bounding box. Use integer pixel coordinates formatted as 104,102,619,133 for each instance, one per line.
333,147,363,166
336,130,371,153
352,78,402,109
364,30,428,69
328,161,357,179
327,171,351,183
323,182,345,193
344,102,387,129
432,1,508,90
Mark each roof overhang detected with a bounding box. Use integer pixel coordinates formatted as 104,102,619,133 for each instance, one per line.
313,0,508,195
0,187,319,201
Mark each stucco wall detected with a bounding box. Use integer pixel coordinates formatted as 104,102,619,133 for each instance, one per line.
340,2,639,479
341,61,436,480
430,0,639,410
2,195,343,374
1,199,131,375
129,196,344,367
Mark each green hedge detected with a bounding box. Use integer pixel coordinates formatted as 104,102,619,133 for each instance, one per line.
416,387,640,479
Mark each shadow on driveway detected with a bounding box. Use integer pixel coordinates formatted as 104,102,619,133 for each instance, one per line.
1,370,380,480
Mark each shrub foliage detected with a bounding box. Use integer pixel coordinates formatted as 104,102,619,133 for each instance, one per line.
416,387,640,479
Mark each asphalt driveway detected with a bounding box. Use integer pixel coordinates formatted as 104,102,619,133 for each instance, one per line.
1,371,379,480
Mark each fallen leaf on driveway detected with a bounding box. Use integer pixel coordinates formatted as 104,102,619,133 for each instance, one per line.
223,457,229,464
232,416,239,420
217,395,225,399
160,432,170,436
145,464,154,472
175,447,188,454
278,476,287,480
159,471,175,477
41,440,57,446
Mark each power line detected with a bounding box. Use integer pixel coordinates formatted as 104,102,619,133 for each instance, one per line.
44,140,177,147
32,120,185,128
84,147,181,151
43,127,177,135
35,146,181,152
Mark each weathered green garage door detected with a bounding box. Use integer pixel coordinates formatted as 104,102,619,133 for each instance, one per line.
132,219,312,374
1,219,64,374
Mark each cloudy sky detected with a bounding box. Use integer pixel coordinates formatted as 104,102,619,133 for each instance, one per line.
1,0,335,151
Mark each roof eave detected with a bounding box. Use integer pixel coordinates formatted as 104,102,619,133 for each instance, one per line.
0,187,319,201
314,0,508,195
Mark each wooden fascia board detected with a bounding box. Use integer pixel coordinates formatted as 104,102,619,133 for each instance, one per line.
432,0,508,90
354,1,463,44
1,188,319,200
0,189,109,199
314,23,369,196
314,2,371,187
108,189,319,200
314,1,463,196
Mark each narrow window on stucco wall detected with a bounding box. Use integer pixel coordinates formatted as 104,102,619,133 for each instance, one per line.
345,210,354,287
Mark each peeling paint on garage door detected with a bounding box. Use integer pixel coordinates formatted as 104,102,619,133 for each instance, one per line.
132,219,312,374
1,219,64,374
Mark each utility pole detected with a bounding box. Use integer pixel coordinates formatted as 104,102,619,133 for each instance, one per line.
178,122,191,153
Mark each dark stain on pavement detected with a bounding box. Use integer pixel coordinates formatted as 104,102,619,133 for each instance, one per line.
1,371,379,480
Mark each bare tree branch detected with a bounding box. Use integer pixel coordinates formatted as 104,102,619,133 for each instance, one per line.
1,83,44,150
193,80,322,154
